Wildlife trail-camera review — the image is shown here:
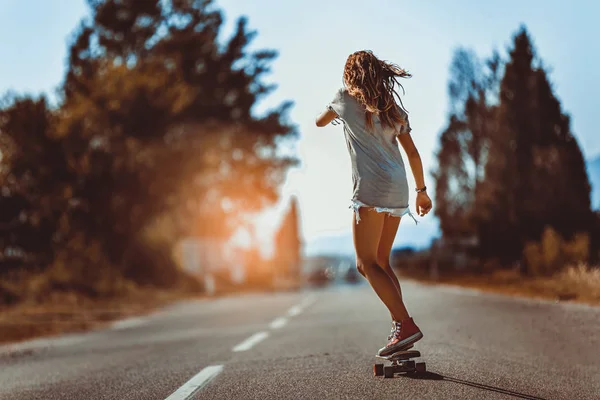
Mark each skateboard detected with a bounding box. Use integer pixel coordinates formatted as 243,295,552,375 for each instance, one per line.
373,350,426,378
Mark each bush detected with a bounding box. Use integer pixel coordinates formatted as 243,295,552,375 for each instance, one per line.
28,234,134,301
523,226,590,276
563,232,590,265
523,241,544,276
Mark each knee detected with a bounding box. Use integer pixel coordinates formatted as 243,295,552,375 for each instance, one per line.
356,258,379,275
356,263,365,276
376,253,391,270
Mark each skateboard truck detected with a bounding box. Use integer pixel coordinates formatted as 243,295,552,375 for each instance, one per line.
373,350,426,378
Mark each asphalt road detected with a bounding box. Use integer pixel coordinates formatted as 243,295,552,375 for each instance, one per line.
1,280,599,400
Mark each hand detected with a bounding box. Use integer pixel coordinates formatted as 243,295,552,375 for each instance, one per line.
416,192,432,217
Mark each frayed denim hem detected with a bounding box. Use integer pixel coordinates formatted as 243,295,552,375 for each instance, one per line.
350,199,418,225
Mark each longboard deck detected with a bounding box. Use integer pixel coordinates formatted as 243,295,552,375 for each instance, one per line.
375,350,420,361
373,349,426,377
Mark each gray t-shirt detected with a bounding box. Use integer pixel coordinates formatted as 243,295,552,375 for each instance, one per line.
328,87,412,214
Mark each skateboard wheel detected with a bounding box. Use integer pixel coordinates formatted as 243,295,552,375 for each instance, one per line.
383,366,394,378
373,363,384,376
415,362,426,373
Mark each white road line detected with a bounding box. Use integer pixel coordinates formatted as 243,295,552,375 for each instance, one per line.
287,305,303,316
269,317,288,329
165,365,223,400
232,331,269,352
300,294,317,309
286,295,317,318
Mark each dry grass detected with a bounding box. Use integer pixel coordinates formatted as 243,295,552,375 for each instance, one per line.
0,273,299,346
530,264,600,302
399,264,600,306
0,288,192,345
0,246,206,346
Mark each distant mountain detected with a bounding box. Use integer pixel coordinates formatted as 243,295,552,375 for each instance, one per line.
589,156,600,210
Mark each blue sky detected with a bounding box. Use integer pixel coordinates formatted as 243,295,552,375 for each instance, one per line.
1,0,599,255
0,1,88,103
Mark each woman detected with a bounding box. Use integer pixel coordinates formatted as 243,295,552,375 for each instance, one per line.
315,50,432,356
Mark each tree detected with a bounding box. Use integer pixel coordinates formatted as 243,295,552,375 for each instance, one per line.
433,48,500,238
478,26,592,267
434,26,593,271
0,96,72,272
58,0,297,265
0,0,298,295
273,196,302,280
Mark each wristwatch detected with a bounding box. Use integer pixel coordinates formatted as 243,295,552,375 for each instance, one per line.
416,186,427,193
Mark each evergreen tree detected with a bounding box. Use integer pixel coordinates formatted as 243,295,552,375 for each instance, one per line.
274,196,302,279
435,26,593,270
479,28,537,262
478,26,592,267
529,68,591,237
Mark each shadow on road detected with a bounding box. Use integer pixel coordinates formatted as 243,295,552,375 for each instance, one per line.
405,371,548,400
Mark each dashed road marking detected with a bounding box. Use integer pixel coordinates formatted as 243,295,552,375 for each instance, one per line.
165,365,223,400
167,294,318,398
232,331,269,352
286,294,317,318
287,305,303,317
269,317,288,329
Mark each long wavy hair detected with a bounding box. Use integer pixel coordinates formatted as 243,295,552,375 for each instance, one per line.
343,50,411,132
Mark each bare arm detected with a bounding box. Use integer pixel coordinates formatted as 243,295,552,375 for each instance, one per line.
397,133,425,189
315,108,338,127
397,132,433,216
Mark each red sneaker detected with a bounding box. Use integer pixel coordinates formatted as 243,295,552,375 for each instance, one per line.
377,317,423,357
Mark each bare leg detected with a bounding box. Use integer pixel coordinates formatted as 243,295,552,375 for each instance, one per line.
352,208,407,321
376,213,409,322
